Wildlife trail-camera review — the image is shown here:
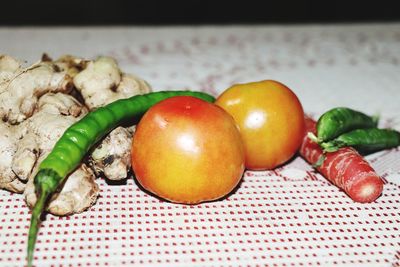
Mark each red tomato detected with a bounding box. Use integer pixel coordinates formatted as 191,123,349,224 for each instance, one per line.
216,80,305,170
131,96,245,204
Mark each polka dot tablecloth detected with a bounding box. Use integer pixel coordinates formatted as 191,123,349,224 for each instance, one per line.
1,23,400,267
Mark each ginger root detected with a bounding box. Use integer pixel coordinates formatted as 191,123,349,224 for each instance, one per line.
25,165,98,216
15,92,98,215
0,122,23,192
73,56,151,108
0,54,151,216
0,55,21,82
74,56,151,181
89,126,134,180
0,56,74,124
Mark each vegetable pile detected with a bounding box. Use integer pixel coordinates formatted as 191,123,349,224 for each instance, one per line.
299,107,399,203
300,117,384,203
28,91,215,265
0,54,151,216
309,107,400,153
26,85,400,266
1,54,399,267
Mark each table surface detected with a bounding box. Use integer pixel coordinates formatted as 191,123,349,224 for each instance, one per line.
1,23,400,267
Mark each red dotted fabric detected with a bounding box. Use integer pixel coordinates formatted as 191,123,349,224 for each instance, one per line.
1,155,400,266
1,24,400,266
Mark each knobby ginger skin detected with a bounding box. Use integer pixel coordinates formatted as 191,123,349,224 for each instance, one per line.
0,54,152,215
90,126,134,180
0,58,73,124
74,56,151,181
0,122,22,192
73,56,151,109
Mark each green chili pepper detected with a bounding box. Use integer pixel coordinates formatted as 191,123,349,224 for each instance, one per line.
315,107,378,142
321,128,400,153
27,90,215,266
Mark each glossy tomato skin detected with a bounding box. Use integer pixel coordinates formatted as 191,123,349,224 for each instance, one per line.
216,80,305,170
131,96,245,204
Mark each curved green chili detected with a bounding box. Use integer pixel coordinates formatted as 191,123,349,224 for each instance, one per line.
27,90,215,266
315,107,378,142
321,128,400,153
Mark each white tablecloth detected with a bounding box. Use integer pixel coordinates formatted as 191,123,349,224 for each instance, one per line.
1,23,399,267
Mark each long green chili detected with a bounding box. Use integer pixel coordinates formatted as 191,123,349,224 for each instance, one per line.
315,107,378,142
27,90,215,266
321,128,400,153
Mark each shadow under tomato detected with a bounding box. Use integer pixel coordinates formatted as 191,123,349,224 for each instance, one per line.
104,177,128,186
130,171,245,205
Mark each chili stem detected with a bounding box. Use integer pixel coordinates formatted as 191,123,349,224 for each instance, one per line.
27,187,50,267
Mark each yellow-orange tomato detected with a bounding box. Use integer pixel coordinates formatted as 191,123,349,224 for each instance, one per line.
216,80,305,170
131,96,245,204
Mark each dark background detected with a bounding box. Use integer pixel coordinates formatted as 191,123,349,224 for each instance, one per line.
1,0,400,25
